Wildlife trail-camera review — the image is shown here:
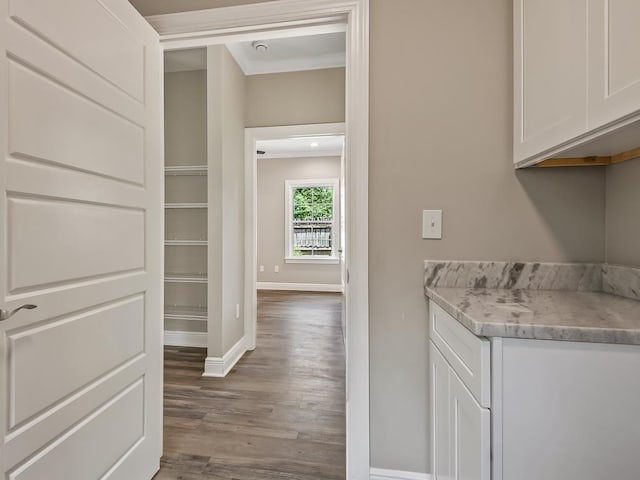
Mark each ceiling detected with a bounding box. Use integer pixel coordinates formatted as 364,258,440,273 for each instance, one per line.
129,0,274,17
164,32,345,75
256,135,344,159
227,32,345,75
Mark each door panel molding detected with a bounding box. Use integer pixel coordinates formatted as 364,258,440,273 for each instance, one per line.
7,195,145,293
8,294,145,428
8,60,145,185
9,0,145,101
8,379,144,480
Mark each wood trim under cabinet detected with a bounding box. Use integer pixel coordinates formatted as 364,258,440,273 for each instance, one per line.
535,145,640,168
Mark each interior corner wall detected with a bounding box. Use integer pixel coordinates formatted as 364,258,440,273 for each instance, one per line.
257,156,342,285
605,158,640,267
207,45,247,358
245,68,345,128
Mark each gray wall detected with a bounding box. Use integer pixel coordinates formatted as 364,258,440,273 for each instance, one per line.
165,70,207,166
245,68,345,128
606,158,640,267
207,45,246,356
257,156,342,285
368,0,605,472
133,0,608,474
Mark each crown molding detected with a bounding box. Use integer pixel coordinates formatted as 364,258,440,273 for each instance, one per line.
145,0,354,40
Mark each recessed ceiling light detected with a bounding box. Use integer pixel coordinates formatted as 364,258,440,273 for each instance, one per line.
310,142,319,147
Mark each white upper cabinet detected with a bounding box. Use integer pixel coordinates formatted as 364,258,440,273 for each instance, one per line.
514,0,588,162
588,0,640,128
514,0,640,167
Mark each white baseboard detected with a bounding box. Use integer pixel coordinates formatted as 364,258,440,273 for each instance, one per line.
370,468,432,480
203,337,247,377
257,282,343,293
164,330,207,348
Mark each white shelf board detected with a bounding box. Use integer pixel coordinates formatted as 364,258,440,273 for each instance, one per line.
164,314,207,322
165,203,208,209
164,273,207,283
165,165,208,176
164,305,207,321
165,240,208,246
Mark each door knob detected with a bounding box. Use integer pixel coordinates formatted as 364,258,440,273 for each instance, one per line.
0,304,37,321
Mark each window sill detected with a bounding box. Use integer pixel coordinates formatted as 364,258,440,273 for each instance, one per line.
284,257,340,265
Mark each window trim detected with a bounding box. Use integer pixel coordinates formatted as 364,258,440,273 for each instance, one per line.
284,178,339,264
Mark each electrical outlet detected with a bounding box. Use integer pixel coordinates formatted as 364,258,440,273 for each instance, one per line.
259,265,264,272
422,210,443,239
235,304,240,319
274,265,279,273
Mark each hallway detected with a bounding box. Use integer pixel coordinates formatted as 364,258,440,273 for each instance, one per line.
155,291,346,480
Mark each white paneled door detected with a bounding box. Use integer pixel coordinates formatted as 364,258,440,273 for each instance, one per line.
0,1,163,479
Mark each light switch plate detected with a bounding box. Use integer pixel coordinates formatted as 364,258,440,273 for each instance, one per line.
422,210,442,239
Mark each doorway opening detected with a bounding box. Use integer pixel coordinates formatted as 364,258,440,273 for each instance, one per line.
160,28,350,478
153,1,369,477
246,124,347,349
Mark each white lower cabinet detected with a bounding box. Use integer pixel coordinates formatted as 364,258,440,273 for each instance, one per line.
430,343,451,480
449,371,491,480
429,299,640,480
430,340,490,480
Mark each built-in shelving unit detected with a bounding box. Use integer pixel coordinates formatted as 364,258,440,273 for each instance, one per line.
164,163,209,342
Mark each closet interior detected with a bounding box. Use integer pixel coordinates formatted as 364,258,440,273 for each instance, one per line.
164,50,208,345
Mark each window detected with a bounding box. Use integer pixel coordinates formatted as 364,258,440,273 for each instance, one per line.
285,179,339,263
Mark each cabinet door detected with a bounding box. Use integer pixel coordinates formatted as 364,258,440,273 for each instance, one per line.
588,0,640,129
450,369,491,480
514,0,588,163
430,342,451,480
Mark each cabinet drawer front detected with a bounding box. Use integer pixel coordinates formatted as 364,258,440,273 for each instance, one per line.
429,300,491,407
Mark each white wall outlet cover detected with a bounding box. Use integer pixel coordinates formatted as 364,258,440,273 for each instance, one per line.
422,209,442,239
235,304,240,319
274,265,279,273
259,265,265,272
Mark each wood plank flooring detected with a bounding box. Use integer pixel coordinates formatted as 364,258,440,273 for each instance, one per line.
154,291,345,480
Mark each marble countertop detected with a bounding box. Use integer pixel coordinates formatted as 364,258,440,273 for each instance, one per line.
426,287,640,345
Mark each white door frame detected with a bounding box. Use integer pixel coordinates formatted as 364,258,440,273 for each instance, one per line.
245,122,346,345
146,1,369,478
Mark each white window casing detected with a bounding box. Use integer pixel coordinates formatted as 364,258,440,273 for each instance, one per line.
284,178,340,264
